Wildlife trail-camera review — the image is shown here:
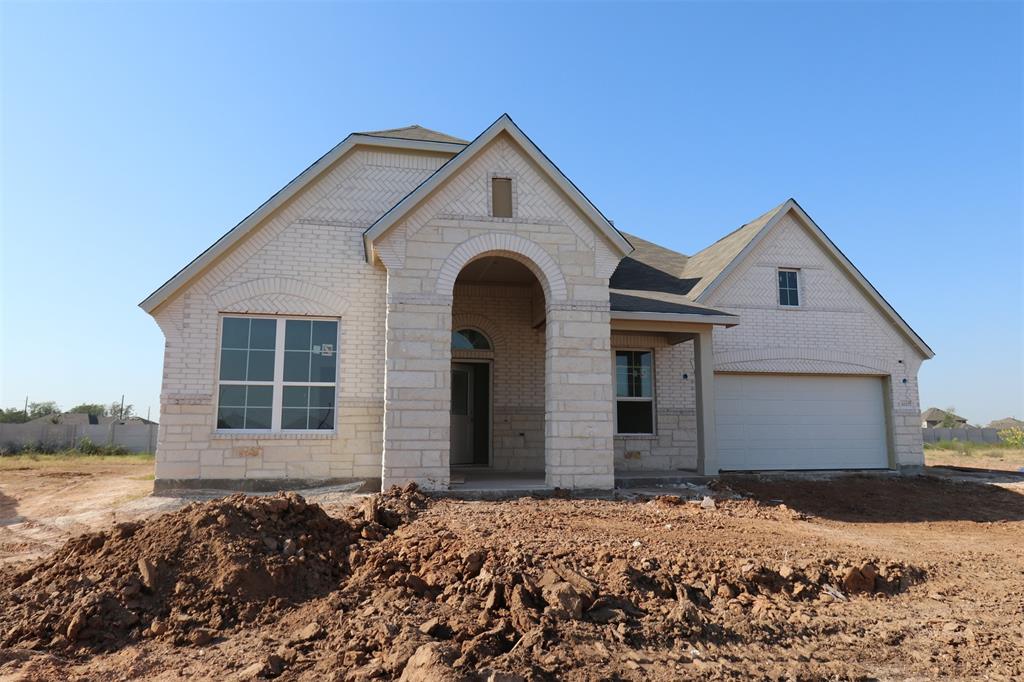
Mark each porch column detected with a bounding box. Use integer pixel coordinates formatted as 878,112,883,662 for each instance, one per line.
544,303,615,489
694,328,719,476
381,289,452,491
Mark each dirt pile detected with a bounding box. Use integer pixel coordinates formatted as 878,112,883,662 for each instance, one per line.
0,485,428,653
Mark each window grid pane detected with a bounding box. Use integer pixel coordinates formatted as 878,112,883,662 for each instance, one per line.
217,317,337,431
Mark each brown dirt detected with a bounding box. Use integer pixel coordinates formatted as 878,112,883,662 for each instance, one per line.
0,458,157,565
1,476,1022,680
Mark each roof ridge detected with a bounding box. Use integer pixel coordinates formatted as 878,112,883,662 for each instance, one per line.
355,124,469,145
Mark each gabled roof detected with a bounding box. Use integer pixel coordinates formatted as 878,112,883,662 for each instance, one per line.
921,407,967,423
988,417,1024,430
679,202,786,300
363,113,634,263
355,125,469,145
139,130,464,313
688,198,935,359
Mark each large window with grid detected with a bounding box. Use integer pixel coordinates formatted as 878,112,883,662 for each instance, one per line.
614,350,655,435
217,316,338,431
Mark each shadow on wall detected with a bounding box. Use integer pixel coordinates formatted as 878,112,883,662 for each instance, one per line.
723,475,1024,524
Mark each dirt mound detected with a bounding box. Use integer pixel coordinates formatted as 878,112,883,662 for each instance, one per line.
0,484,429,653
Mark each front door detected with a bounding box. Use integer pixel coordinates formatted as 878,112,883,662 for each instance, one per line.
450,364,474,465
450,362,490,466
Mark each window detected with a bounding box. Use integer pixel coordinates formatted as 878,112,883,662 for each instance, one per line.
452,328,491,350
778,269,800,307
615,350,655,434
491,177,513,218
217,316,338,431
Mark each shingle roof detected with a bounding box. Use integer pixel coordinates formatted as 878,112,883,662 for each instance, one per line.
988,417,1024,430
921,407,967,423
610,232,699,296
609,289,737,318
355,125,468,145
678,201,787,300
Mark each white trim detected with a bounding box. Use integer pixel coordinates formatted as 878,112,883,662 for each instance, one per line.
363,114,634,263
695,199,934,358
609,310,739,327
139,135,462,313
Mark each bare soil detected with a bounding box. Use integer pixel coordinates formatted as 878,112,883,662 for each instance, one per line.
0,465,1021,681
0,457,159,566
924,446,1024,472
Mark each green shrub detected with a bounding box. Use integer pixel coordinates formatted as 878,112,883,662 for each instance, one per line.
76,437,130,456
999,427,1024,449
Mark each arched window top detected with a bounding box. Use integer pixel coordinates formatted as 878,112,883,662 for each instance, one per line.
452,328,491,350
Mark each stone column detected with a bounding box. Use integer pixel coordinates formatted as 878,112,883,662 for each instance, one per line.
694,329,719,476
381,289,452,491
544,303,615,489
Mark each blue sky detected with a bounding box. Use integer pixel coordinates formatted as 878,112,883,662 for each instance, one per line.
1,1,1021,424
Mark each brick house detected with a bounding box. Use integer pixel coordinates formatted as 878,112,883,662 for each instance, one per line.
140,115,933,491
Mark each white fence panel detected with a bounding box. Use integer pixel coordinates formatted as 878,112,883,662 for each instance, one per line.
0,422,157,453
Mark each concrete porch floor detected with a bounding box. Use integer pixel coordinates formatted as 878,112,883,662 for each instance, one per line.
440,468,715,498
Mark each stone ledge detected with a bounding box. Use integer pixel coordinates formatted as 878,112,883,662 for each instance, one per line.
210,431,337,441
153,476,380,494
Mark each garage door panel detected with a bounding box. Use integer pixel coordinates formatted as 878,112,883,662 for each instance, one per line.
715,374,888,471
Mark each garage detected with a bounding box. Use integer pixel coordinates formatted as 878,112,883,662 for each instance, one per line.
715,374,889,471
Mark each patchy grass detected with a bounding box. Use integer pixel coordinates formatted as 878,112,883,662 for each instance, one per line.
925,445,1024,472
0,452,155,470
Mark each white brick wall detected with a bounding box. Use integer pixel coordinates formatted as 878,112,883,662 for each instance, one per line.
704,210,927,467
151,147,451,482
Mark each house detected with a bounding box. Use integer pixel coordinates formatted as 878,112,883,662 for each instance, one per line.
140,115,933,491
920,408,968,429
987,417,1024,431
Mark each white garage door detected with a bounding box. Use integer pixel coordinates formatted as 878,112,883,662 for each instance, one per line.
715,374,889,471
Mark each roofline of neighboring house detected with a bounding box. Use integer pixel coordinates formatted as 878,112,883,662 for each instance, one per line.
694,198,935,359
138,134,465,314
362,113,634,264
609,310,740,327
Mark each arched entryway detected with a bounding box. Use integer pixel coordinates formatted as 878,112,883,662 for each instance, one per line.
449,255,547,486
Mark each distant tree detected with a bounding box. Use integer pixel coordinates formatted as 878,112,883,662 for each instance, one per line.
0,408,30,423
108,401,135,421
940,406,961,429
26,401,60,419
69,403,108,416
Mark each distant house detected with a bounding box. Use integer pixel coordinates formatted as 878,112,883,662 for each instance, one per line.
27,412,157,426
921,408,968,429
987,417,1024,431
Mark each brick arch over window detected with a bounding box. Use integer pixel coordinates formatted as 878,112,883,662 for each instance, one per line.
435,234,568,304
451,313,507,355
210,278,348,316
714,347,893,375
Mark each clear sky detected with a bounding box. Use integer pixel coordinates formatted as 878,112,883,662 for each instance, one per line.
1,1,1021,425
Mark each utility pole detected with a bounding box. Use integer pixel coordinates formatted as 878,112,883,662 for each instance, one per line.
24,396,28,413
119,394,125,421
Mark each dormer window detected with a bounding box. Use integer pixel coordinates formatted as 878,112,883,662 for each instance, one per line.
778,269,800,307
491,177,513,218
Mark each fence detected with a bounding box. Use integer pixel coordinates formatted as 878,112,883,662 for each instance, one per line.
0,422,157,453
921,427,1002,444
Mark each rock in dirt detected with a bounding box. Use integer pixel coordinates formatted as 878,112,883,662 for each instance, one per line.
398,643,465,682
138,557,158,590
542,581,583,620
700,496,717,510
843,564,878,594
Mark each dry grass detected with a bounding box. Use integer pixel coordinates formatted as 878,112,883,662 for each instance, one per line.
924,446,1024,472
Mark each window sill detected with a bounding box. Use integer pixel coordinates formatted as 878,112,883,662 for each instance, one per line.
614,433,658,440
212,430,336,440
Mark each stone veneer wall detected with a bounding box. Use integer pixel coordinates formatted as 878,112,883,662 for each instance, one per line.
377,132,621,490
